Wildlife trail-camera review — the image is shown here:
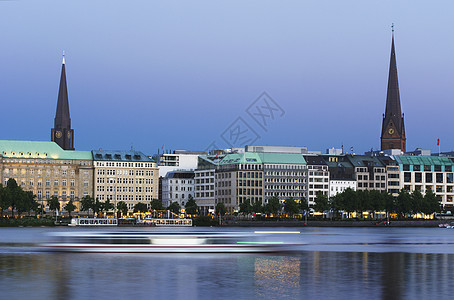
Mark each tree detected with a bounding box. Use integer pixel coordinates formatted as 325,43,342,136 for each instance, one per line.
215,203,226,216
396,189,412,217
64,200,76,218
284,197,299,216
133,202,148,213
411,190,424,215
369,190,385,213
80,196,95,217
342,188,358,215
264,195,281,216
92,198,103,217
239,199,253,215
300,196,309,212
5,179,20,217
423,189,441,215
150,199,164,211
101,199,114,215
252,201,263,214
384,192,396,215
313,192,330,217
48,196,60,216
0,184,7,218
185,195,198,215
168,202,181,214
22,191,38,216
117,201,128,217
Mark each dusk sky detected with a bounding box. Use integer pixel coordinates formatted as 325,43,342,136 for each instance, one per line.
1,1,453,155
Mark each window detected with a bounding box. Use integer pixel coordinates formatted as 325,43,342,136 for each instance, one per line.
404,172,411,183
436,173,443,183
426,173,433,183
415,173,422,183
54,180,59,186
447,173,453,184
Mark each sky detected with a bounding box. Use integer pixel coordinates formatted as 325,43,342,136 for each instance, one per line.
1,0,453,155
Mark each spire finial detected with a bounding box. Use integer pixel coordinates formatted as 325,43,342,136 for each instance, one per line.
391,23,394,34
62,50,65,65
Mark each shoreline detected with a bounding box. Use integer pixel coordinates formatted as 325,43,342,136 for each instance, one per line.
220,220,446,227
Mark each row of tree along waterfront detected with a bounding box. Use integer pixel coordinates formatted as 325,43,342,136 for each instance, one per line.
234,188,442,219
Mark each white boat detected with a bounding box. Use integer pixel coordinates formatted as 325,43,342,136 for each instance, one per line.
68,218,118,227
137,218,192,227
43,231,291,253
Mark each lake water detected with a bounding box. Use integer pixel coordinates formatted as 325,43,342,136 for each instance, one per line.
1,226,454,299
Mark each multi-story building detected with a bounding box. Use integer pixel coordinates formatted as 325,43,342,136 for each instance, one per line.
322,154,356,197
393,155,454,208
346,155,387,192
216,152,307,213
304,155,329,205
92,150,159,212
158,150,206,177
194,154,220,215
161,170,195,208
263,153,307,203
0,140,93,211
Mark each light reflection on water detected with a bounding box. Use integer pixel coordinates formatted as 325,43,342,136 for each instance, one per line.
1,227,454,299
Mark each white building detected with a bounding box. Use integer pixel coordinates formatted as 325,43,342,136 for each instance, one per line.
161,170,195,208
158,150,206,177
329,180,357,198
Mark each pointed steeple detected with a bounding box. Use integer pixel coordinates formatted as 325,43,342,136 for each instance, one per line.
381,26,406,152
51,51,75,150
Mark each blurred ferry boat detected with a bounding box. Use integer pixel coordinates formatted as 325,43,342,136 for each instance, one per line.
69,218,118,227
137,218,192,227
43,231,289,253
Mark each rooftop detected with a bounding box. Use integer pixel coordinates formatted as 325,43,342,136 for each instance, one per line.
92,150,153,162
0,140,92,160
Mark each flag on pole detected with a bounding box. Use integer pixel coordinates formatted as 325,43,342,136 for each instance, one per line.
437,139,440,146
215,152,219,158
162,144,165,149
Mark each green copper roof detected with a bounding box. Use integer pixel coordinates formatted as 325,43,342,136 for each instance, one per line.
0,140,92,160
395,155,454,166
219,152,306,165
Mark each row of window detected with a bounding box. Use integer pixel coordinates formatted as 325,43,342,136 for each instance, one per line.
5,178,88,187
4,169,89,176
96,178,154,185
402,165,452,172
97,169,154,176
96,162,154,168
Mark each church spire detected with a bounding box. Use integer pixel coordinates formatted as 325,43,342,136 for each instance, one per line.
381,26,406,152
51,51,75,150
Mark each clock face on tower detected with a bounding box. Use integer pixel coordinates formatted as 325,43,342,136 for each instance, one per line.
55,131,62,138
388,128,395,135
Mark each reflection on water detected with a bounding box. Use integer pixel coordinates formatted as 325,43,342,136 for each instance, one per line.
1,251,454,299
2,227,454,299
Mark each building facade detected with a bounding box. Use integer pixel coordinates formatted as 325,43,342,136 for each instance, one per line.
216,152,307,213
92,150,159,212
161,170,195,208
0,140,93,211
393,155,454,208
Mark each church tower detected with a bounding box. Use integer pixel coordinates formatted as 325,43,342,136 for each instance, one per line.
51,52,75,150
381,28,406,152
